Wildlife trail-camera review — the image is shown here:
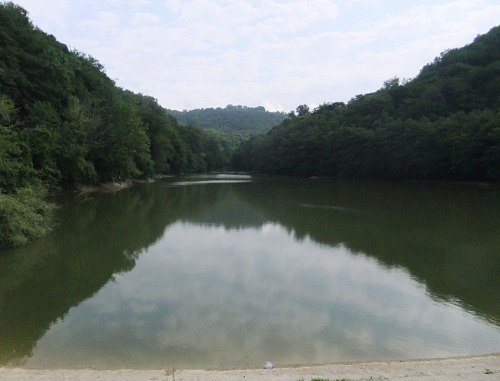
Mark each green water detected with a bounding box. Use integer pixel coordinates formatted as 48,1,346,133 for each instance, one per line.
1,175,499,369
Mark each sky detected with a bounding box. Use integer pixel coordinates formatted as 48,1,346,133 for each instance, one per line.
10,0,500,112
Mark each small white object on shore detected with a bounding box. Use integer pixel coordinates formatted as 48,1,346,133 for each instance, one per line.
264,361,274,369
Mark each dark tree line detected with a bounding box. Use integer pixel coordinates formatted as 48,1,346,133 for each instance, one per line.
234,26,500,182
0,2,235,246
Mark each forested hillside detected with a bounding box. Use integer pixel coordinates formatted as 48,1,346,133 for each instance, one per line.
234,26,500,182
166,105,287,138
1,1,498,248
0,2,234,247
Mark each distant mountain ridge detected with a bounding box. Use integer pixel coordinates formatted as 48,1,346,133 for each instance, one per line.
166,105,287,136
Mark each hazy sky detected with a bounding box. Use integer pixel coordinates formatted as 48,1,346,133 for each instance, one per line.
12,0,500,112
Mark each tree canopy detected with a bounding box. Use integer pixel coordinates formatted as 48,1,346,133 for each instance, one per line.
233,26,500,182
0,2,236,246
166,105,287,139
1,1,498,247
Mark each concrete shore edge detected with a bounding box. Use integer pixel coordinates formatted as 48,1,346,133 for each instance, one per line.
1,353,499,381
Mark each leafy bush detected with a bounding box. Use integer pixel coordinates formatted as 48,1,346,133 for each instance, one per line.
0,186,57,247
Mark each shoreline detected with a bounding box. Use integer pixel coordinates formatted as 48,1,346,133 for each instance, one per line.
76,175,175,194
1,353,499,380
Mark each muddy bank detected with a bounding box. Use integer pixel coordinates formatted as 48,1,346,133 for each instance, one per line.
77,175,175,194
78,180,135,193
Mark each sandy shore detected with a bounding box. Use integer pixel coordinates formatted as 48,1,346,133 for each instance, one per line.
1,353,499,381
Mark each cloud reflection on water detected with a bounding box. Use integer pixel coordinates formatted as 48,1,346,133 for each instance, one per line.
25,221,500,369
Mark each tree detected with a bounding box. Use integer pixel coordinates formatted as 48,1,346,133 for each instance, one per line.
90,100,153,181
232,26,500,183
166,104,287,135
295,104,310,116
0,95,35,193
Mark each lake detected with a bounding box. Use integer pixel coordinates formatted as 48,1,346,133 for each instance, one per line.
1,174,499,369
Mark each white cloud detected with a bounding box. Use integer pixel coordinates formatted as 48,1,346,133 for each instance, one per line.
130,12,161,26
77,11,121,32
345,0,379,5
15,0,70,29
10,0,500,110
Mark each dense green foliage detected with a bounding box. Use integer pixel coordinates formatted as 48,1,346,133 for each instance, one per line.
166,105,287,138
1,1,498,247
234,26,500,182
0,2,235,187
0,2,236,246
0,186,56,247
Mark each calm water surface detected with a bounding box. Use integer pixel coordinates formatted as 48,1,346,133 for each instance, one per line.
1,175,499,369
